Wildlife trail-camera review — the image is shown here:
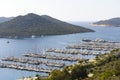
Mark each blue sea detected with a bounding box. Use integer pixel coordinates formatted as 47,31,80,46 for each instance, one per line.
0,22,120,80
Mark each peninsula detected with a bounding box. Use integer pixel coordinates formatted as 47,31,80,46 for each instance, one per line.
92,17,120,27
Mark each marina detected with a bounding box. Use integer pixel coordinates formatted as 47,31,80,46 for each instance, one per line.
0,39,120,73
1,38,120,75
1,38,120,74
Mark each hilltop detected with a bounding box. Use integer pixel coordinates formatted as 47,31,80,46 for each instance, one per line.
0,13,94,38
93,17,120,27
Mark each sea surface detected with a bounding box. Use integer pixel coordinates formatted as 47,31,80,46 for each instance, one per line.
0,22,120,80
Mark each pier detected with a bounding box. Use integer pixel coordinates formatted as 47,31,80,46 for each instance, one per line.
0,62,52,73
2,57,65,67
46,48,104,55
23,53,80,61
46,48,79,54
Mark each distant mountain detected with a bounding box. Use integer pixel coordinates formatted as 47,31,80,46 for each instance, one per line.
93,17,120,27
0,17,14,23
0,13,94,38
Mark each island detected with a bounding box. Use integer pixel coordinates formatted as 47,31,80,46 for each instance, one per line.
92,17,120,27
0,13,94,38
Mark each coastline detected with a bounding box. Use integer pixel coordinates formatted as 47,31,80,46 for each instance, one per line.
90,23,111,27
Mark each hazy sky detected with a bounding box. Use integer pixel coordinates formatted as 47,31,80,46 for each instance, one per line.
0,0,120,21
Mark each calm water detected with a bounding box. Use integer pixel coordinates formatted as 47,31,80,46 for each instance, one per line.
0,22,120,80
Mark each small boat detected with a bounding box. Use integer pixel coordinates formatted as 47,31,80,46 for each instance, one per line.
31,35,36,38
82,38,91,42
